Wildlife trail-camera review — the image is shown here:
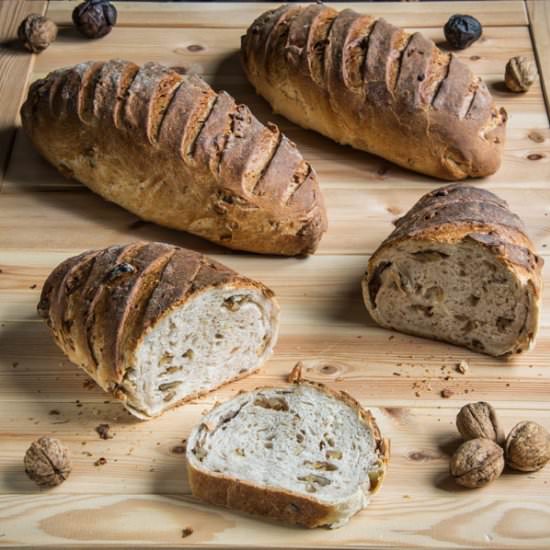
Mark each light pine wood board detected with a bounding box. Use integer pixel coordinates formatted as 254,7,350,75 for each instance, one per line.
1,1,550,548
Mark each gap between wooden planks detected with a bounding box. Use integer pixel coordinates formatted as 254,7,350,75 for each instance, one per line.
0,0,46,185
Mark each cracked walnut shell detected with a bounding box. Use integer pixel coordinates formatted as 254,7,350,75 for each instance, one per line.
17,14,57,53
24,436,72,488
505,421,550,472
450,438,504,489
505,56,537,92
456,401,504,445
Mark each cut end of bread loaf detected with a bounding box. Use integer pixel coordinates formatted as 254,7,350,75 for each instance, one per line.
38,242,279,419
186,382,388,528
123,286,278,418
363,185,542,356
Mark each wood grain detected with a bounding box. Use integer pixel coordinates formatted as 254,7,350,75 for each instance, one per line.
0,0,46,186
47,1,528,29
1,1,550,548
527,0,550,123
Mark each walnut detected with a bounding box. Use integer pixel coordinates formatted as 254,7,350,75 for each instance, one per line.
505,56,537,92
17,14,57,53
24,436,72,488
456,401,504,445
450,438,504,488
73,0,117,39
505,421,550,472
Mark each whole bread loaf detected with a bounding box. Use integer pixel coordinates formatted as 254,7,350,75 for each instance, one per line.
186,379,389,528
21,60,327,255
363,185,542,356
242,4,507,180
38,242,279,418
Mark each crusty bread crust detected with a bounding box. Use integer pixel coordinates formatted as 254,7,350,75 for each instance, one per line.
38,242,280,415
363,184,543,356
242,5,507,180
186,379,389,528
21,60,327,256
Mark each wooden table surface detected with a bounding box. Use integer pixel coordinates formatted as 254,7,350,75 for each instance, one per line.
1,1,550,548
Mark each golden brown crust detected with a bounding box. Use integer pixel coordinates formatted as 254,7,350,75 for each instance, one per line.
242,5,507,180
187,379,389,528
21,60,327,256
38,242,277,393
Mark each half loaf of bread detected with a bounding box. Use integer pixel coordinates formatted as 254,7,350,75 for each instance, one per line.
21,59,327,255
186,379,389,528
242,4,507,180
38,242,279,418
363,185,542,356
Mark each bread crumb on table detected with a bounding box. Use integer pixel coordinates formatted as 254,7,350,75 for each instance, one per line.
456,360,469,374
181,527,193,538
441,389,454,399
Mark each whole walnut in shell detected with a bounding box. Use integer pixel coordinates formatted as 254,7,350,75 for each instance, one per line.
17,14,57,53
450,438,504,489
505,421,550,472
456,401,504,445
24,436,72,488
505,56,536,93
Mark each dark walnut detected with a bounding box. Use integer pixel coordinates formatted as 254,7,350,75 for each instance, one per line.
24,436,72,488
456,401,504,445
505,421,550,472
72,0,117,39
450,438,504,489
444,14,482,50
17,14,57,53
505,56,537,93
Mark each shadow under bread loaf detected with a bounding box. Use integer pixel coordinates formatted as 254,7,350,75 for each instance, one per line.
20,59,327,256
242,4,507,181
363,184,542,357
38,242,279,419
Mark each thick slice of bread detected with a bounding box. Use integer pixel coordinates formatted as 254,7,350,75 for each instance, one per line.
186,379,389,528
20,60,327,256
363,184,542,356
242,5,507,180
38,242,279,419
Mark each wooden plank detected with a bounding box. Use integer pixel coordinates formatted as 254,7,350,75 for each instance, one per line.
0,403,549,495
527,0,550,122
1,129,548,257
47,1,529,29
28,25,548,130
0,0,46,186
1,2,549,548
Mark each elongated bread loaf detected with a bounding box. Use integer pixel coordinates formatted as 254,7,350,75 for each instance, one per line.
186,380,389,528
242,5,507,180
38,242,279,418
21,60,327,255
363,185,542,356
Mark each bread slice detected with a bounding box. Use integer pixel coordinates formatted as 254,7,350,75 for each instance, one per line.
363,184,542,356
20,60,327,256
186,379,389,528
242,5,506,180
38,242,279,419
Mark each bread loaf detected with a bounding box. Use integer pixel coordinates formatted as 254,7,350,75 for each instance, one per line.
186,380,388,528
242,5,507,180
362,185,542,356
21,60,327,255
38,242,279,418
